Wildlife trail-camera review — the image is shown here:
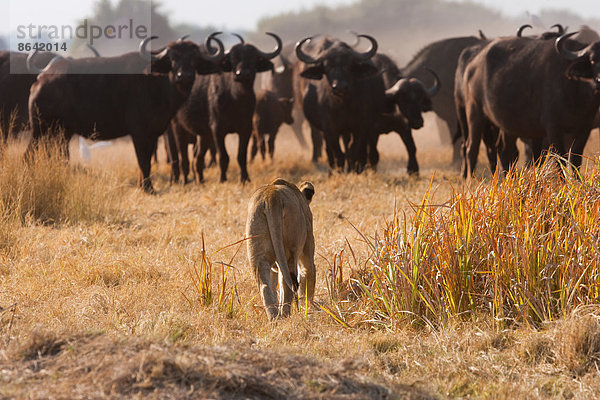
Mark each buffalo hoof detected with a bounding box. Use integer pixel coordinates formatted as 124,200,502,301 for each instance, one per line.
407,161,419,176
143,185,156,195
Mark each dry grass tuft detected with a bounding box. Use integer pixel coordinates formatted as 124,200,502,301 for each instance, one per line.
17,327,67,361
339,154,600,329
521,334,555,365
0,137,124,225
557,309,600,375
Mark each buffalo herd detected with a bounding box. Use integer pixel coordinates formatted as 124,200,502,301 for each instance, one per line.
1,25,599,191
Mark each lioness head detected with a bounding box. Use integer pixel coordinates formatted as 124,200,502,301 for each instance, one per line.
270,178,315,203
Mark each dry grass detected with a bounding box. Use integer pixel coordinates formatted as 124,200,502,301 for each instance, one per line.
0,124,599,398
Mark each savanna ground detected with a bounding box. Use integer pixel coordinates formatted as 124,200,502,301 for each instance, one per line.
1,116,600,399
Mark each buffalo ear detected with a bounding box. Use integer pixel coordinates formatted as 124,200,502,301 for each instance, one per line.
150,56,172,74
219,55,233,72
566,60,594,81
384,80,403,108
352,61,379,80
300,65,325,80
256,58,274,73
383,94,397,113
299,182,315,203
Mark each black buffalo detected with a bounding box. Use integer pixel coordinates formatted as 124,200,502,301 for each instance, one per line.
27,36,224,192
0,45,100,139
250,89,294,161
456,26,600,177
170,32,282,183
460,32,600,179
401,35,487,164
296,34,381,173
255,43,308,150
369,53,439,174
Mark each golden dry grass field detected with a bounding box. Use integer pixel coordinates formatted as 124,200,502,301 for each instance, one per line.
1,117,600,399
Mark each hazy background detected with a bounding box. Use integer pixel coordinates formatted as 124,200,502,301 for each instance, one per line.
2,0,599,62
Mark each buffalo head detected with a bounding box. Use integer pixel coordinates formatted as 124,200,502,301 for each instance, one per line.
556,32,600,92
385,68,440,130
296,34,379,97
209,32,282,83
140,34,224,89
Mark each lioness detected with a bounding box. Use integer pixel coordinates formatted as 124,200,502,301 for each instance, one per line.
246,178,316,320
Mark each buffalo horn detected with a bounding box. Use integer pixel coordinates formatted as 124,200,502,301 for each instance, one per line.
232,33,245,44
139,36,167,61
353,34,378,60
202,33,225,62
348,30,361,47
517,24,532,37
551,24,565,35
26,50,43,74
424,67,440,97
556,31,592,60
295,36,319,64
27,50,63,74
257,32,283,60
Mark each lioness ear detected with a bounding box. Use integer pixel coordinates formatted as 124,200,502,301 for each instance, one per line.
300,182,315,203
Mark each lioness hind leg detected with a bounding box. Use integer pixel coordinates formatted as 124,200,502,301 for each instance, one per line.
278,260,297,318
257,262,278,320
298,251,316,306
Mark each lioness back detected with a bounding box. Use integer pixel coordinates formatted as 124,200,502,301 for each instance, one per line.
246,180,309,260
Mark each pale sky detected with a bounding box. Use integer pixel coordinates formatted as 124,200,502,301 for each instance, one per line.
2,0,599,35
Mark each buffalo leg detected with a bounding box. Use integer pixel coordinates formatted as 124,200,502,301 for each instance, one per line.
310,124,323,164
367,134,380,170
208,140,217,167
396,128,419,175
529,139,544,166
179,141,191,184
172,125,192,184
324,132,345,171
212,125,229,183
348,132,368,174
498,132,519,173
193,135,211,183
465,104,489,180
249,134,259,162
131,133,156,193
482,126,499,174
290,107,308,149
566,130,591,172
237,128,252,183
267,132,276,160
164,126,180,184
259,133,267,161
